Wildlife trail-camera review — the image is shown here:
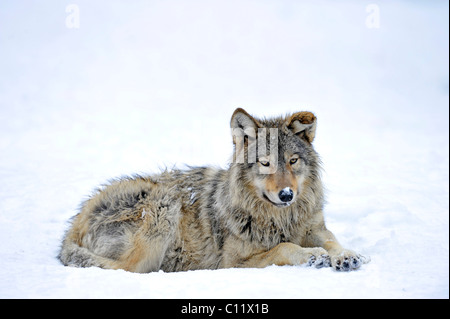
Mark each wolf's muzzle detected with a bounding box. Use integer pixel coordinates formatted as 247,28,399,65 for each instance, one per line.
278,188,294,203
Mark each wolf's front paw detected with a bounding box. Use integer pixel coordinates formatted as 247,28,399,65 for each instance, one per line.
307,253,331,269
299,247,330,268
330,250,369,271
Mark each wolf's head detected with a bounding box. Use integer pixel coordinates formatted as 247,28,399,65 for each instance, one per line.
230,108,320,208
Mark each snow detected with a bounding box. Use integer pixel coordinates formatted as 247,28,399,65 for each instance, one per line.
0,0,448,299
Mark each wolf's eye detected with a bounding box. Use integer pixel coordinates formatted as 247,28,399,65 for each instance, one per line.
259,161,270,167
290,158,298,165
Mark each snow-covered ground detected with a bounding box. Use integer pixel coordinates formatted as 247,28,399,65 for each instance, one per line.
0,0,448,299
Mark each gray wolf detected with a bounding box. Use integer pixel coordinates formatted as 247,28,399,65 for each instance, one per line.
59,108,368,272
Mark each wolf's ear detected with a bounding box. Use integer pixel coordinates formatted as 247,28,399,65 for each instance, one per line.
286,111,317,143
230,108,261,145
231,108,260,131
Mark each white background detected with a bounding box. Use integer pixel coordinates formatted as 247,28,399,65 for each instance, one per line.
0,0,448,298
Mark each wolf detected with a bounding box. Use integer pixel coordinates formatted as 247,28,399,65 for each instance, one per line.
59,108,368,272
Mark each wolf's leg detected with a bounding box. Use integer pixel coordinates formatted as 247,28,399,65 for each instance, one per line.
60,212,178,273
60,181,182,273
113,199,181,273
117,222,175,273
241,243,329,268
318,232,369,271
60,205,179,273
306,218,370,271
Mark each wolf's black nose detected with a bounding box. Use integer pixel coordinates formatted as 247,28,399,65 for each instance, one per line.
278,188,294,202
